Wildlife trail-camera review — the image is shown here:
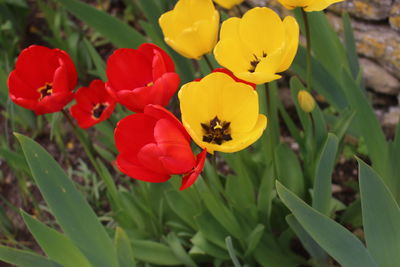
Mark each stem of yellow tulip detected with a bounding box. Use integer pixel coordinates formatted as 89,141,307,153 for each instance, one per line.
61,109,103,179
301,9,312,92
203,54,214,72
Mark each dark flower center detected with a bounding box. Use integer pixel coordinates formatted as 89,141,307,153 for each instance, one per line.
248,52,267,73
201,116,232,145
92,103,108,119
38,83,53,100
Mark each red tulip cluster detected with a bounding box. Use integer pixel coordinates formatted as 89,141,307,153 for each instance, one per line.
7,44,208,189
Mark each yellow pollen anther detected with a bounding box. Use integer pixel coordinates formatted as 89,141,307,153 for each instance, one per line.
213,122,223,130
146,81,154,87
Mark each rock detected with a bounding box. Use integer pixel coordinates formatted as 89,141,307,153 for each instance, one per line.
329,0,392,21
360,58,400,95
390,0,400,31
383,106,400,126
327,13,400,81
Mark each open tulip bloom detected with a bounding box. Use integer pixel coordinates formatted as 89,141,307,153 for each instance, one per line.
277,0,344,12
114,105,206,190
106,43,180,113
179,72,267,154
214,7,299,85
159,0,220,59
70,80,116,129
8,45,77,115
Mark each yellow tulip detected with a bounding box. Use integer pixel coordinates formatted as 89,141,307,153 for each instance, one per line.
179,72,267,154
159,0,220,59
277,0,344,12
213,7,299,85
297,90,315,112
213,0,244,9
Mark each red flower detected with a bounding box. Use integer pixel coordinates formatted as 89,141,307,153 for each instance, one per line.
114,104,206,190
195,68,256,89
70,80,116,128
106,43,180,113
8,45,77,115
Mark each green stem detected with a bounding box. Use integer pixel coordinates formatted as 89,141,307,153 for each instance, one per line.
203,54,214,72
211,152,217,172
301,9,312,92
61,110,102,177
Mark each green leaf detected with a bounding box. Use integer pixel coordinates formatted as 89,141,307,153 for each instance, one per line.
165,190,200,230
275,143,305,198
312,133,338,215
276,181,377,267
21,211,91,267
331,109,356,141
286,215,328,267
165,232,198,267
225,236,242,267
83,38,106,80
53,0,146,48
190,232,229,260
245,224,265,257
358,159,400,267
0,246,62,267
342,12,360,80
130,240,182,265
15,134,118,267
195,211,229,249
340,69,389,185
115,227,137,267
196,179,243,240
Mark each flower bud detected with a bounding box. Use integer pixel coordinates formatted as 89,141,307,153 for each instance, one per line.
298,90,315,113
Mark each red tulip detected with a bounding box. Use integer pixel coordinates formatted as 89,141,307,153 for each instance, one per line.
70,80,116,128
8,45,77,115
106,43,180,113
195,68,256,89
114,104,206,190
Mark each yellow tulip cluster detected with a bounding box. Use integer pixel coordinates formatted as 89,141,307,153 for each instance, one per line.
158,0,341,153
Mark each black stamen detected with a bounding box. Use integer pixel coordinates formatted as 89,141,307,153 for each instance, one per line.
201,116,232,145
92,103,108,119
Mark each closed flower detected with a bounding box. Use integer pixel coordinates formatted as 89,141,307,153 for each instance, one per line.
179,72,267,154
106,43,180,113
70,80,116,128
297,90,315,113
8,45,77,115
159,0,220,59
277,0,344,12
114,105,206,190
214,7,299,84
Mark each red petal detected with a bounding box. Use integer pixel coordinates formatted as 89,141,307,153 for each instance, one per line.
139,43,175,73
154,119,196,174
70,105,96,129
8,70,39,100
54,48,77,90
116,155,170,183
144,105,191,143
180,149,207,190
114,113,157,155
137,143,170,175
106,48,152,92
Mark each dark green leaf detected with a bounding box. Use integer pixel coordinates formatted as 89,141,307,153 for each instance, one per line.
0,246,62,267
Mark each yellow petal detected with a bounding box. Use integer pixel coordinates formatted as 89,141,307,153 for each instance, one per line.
213,0,244,9
298,90,315,112
277,16,299,72
218,114,267,153
239,7,285,55
174,0,216,22
305,0,344,11
277,0,313,9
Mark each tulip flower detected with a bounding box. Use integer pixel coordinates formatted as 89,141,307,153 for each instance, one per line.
214,7,299,85
159,0,220,59
106,43,180,113
70,80,116,128
298,90,315,113
179,72,267,154
277,0,344,12
8,45,77,115
213,0,244,9
209,68,256,89
114,104,206,190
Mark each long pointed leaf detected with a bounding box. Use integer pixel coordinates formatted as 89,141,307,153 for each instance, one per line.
15,134,118,267
276,181,377,267
358,159,400,267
